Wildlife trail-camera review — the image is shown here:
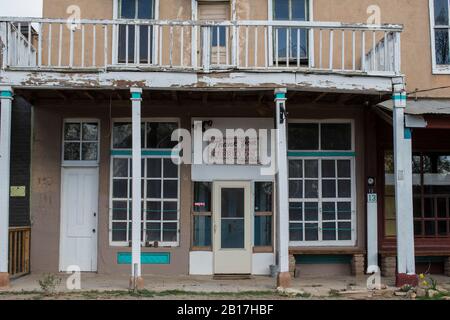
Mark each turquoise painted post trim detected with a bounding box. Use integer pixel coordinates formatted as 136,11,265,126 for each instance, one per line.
275,92,286,99
117,252,171,265
0,91,13,99
131,92,142,100
404,128,412,140
287,151,356,157
111,150,179,157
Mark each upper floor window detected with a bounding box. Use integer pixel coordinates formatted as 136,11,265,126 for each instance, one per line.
62,120,99,165
118,0,155,64
273,0,310,65
430,0,450,73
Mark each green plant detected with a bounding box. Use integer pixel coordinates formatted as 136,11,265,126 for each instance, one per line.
38,273,61,295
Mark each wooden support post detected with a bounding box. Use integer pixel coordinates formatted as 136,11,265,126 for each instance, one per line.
130,87,144,290
0,86,13,288
392,84,417,287
274,88,291,289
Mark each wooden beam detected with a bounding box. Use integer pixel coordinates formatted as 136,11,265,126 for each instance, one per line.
371,105,392,125
312,92,327,103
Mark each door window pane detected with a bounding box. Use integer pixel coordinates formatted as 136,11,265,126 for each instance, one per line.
221,219,244,249
221,188,245,249
64,142,80,161
221,188,244,218
64,123,80,140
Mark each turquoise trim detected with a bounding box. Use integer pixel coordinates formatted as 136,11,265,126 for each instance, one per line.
392,93,407,100
111,150,179,157
296,255,352,265
0,91,13,98
117,252,170,265
288,151,355,157
275,93,286,99
131,92,142,99
404,128,412,140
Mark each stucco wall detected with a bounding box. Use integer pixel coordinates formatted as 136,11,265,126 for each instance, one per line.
30,96,367,273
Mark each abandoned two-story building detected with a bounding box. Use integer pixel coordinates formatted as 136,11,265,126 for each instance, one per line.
1,0,450,289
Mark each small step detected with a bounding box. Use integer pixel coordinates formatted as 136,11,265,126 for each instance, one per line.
213,274,252,280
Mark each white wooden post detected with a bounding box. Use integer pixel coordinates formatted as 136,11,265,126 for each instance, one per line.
392,85,416,284
274,88,291,288
0,86,13,287
130,87,143,289
366,191,378,272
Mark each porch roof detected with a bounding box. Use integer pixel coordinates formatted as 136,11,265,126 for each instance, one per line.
376,99,450,129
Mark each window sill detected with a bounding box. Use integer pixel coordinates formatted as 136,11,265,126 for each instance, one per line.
432,66,450,75
253,246,274,253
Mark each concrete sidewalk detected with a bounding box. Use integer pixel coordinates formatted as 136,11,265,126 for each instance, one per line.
4,273,449,298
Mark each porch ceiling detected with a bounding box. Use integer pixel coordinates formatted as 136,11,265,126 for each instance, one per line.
14,88,391,107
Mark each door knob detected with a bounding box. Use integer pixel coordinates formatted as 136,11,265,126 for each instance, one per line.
92,229,96,233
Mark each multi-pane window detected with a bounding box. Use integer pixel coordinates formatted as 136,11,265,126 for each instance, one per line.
288,121,355,245
273,0,309,64
63,121,99,163
289,159,353,243
110,120,179,246
384,151,450,238
192,182,212,249
254,182,274,250
431,0,450,68
118,0,155,64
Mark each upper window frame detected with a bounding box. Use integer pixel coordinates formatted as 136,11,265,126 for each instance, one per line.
429,0,450,74
61,119,101,167
287,119,355,153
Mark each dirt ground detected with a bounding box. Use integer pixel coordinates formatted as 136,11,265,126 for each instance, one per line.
1,273,450,300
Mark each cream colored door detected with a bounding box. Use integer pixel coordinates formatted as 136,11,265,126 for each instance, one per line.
213,181,252,274
198,1,230,65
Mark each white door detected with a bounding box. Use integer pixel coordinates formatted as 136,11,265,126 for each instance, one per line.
60,167,99,272
213,181,252,274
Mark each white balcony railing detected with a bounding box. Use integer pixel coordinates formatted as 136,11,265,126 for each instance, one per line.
0,17,402,75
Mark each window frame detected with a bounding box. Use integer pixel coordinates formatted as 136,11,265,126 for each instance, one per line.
429,0,450,74
113,0,160,65
191,181,213,251
61,119,101,167
287,119,355,152
287,157,356,246
253,181,275,253
287,119,356,247
268,0,314,66
384,150,450,238
109,118,180,247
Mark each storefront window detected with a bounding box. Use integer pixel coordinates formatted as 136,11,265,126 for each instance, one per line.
288,121,355,245
110,120,180,246
384,151,450,238
192,182,212,248
254,182,273,249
